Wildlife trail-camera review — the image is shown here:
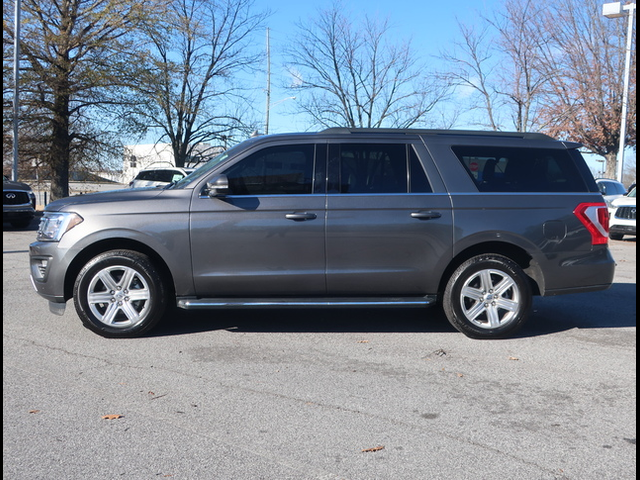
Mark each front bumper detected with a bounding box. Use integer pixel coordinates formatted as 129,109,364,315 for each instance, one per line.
609,223,636,236
29,241,68,304
4,206,35,221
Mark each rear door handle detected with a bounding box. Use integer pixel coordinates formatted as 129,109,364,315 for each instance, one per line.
285,212,318,221
411,211,442,220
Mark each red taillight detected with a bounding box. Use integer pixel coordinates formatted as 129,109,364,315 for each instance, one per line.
573,202,609,245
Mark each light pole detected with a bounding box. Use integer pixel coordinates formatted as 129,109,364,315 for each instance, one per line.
12,0,21,182
602,1,636,184
265,97,296,135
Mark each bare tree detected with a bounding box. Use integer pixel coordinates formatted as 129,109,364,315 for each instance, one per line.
534,0,636,179
133,0,268,167
440,0,551,132
489,0,551,132
439,21,502,130
285,2,448,129
442,0,635,180
3,0,162,200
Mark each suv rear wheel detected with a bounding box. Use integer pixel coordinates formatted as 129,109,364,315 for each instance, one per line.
73,250,167,338
443,254,532,339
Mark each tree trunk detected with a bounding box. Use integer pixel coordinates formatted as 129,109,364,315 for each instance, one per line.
49,92,71,201
604,151,618,180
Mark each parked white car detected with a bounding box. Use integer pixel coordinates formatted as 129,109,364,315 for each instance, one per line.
608,186,636,240
129,167,194,188
596,178,627,207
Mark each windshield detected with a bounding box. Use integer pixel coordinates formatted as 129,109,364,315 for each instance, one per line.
628,187,636,198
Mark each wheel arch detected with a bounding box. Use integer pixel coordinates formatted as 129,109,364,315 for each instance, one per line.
63,239,176,302
438,241,543,298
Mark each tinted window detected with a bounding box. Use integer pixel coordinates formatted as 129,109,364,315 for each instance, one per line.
224,145,315,195
410,147,432,193
328,144,432,194
452,146,589,192
136,170,183,182
328,144,431,194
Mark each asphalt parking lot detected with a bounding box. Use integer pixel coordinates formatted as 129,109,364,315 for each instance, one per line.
3,218,636,479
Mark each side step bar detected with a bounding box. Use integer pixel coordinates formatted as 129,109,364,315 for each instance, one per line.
177,296,438,310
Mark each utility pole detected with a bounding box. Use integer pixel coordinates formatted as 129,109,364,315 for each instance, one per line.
12,0,21,181
603,1,637,183
265,28,271,135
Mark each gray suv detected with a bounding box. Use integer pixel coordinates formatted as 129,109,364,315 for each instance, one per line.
29,129,615,339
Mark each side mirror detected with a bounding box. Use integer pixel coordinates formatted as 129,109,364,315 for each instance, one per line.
205,174,231,197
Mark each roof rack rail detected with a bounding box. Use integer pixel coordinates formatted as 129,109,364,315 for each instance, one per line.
319,127,554,141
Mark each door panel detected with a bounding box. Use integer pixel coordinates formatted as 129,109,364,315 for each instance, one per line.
190,195,326,295
325,193,453,295
189,143,326,296
325,142,453,295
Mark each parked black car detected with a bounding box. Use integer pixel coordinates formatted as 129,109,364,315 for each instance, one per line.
3,175,36,228
30,129,615,339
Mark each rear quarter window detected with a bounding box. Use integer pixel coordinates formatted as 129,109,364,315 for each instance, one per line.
452,146,590,192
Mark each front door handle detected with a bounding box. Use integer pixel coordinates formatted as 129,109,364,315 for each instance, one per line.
285,212,318,221
411,211,442,220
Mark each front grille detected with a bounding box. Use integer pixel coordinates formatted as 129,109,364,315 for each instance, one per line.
3,190,30,206
615,206,636,220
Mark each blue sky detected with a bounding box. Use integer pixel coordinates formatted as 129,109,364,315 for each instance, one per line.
255,0,501,133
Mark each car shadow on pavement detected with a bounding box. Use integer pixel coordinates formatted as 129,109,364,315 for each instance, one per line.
151,305,456,337
148,282,636,339
517,282,636,338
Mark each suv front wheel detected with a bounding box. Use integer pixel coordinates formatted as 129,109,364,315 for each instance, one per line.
443,254,532,339
73,250,167,338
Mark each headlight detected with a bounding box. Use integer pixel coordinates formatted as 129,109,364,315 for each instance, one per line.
36,212,83,242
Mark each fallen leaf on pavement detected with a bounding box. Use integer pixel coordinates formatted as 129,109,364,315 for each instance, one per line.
361,445,385,453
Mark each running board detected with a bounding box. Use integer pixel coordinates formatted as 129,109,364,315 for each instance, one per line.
177,296,438,310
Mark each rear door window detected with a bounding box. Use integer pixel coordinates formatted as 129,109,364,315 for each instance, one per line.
452,146,589,192
328,143,432,194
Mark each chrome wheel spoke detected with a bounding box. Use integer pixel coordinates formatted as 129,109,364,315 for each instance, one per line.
87,265,151,327
459,267,521,329
465,301,487,320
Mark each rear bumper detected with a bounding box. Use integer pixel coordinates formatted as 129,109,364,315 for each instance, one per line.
539,246,615,296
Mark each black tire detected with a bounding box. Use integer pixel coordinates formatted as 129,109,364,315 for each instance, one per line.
73,250,167,338
443,254,532,339
609,232,624,241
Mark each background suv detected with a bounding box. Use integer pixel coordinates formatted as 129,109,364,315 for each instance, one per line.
3,175,36,228
30,129,614,340
608,186,636,240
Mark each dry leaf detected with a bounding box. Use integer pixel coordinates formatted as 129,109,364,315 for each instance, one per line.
508,356,519,361
361,445,385,453
101,414,123,420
